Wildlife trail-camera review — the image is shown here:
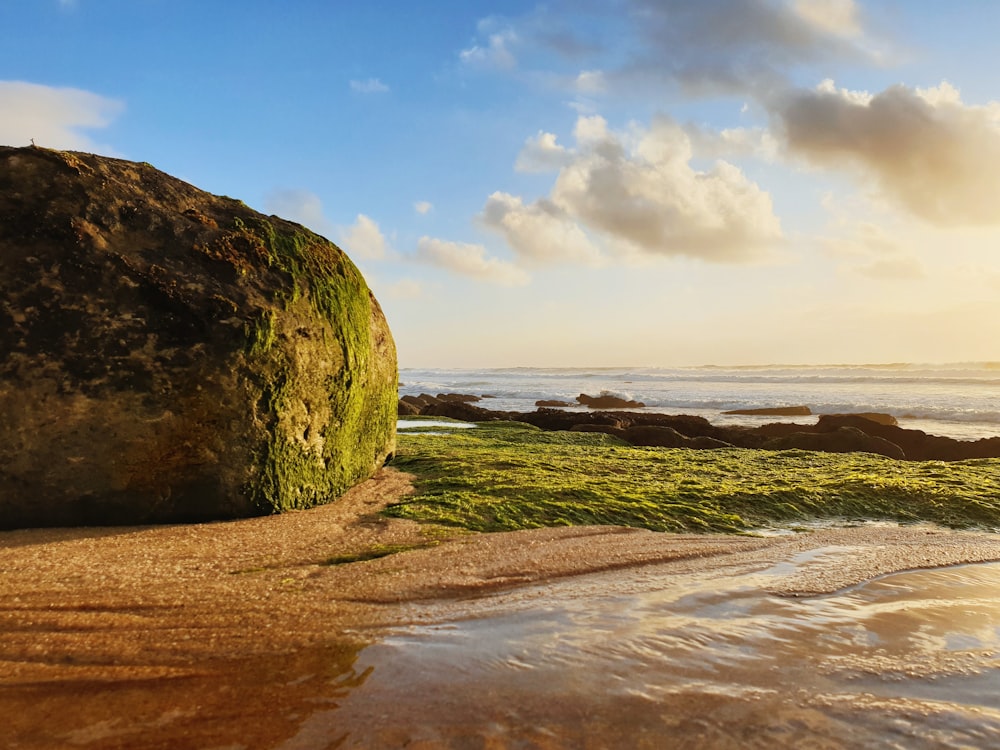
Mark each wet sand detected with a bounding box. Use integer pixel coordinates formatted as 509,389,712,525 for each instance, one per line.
4,467,1000,748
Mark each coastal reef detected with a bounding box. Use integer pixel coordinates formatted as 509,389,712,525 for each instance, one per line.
400,396,1000,462
0,146,397,529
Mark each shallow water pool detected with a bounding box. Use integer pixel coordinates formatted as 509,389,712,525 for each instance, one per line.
325,558,1000,748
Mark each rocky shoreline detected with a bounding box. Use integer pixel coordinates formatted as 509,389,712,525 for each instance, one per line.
399,393,1000,462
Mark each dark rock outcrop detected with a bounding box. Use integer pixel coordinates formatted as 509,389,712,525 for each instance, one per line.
755,422,815,439
0,146,397,529
536,399,572,407
823,412,898,426
577,392,646,409
396,393,1000,462
621,425,732,450
723,405,811,416
420,400,506,422
763,426,906,460
814,414,1000,461
400,394,429,409
520,409,629,431
436,393,481,403
397,400,422,417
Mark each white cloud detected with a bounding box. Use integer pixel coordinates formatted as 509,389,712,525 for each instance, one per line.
504,117,782,262
413,200,433,215
480,191,604,266
415,236,530,286
349,78,389,94
460,21,517,70
792,0,862,38
514,130,573,173
0,81,123,152
598,0,879,95
338,214,388,260
467,1,888,99
685,124,780,161
774,80,1000,225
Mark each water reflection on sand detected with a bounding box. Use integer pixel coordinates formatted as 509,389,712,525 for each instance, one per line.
329,557,1000,748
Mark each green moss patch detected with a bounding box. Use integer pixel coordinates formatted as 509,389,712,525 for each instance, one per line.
387,422,1000,533
232,217,396,514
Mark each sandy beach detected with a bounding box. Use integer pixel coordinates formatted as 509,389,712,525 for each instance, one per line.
5,467,1000,748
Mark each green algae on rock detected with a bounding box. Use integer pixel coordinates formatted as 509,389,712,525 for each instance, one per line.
0,146,396,528
389,422,1000,533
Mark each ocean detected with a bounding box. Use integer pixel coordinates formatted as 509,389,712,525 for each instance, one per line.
400,363,1000,441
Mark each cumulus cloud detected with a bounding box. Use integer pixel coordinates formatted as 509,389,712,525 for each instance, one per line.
499,114,781,263
415,237,529,286
684,124,780,161
514,131,574,173
480,191,604,266
774,80,1000,225
460,19,518,70
600,0,875,95
792,0,862,37
0,81,123,152
562,115,781,260
349,78,389,94
413,200,433,215
338,214,389,260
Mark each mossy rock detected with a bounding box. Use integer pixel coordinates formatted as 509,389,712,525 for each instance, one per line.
0,146,397,528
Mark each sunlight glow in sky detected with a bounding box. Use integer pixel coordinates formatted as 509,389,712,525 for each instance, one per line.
3,1,1000,367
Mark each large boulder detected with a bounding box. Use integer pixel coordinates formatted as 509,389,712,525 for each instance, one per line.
0,146,397,529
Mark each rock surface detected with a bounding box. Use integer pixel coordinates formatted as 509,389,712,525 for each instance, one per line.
577,392,646,409
823,412,898,426
723,405,811,416
397,398,1000,461
762,426,907,460
0,146,397,529
435,393,481,403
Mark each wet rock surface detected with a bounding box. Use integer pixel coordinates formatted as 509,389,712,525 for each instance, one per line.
399,399,1000,461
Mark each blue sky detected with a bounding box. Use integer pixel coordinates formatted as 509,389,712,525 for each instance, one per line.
4,1,1000,367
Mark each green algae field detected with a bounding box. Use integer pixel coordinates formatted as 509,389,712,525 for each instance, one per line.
389,420,1000,534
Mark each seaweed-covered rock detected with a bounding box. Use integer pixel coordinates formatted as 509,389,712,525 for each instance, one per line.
0,146,397,529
